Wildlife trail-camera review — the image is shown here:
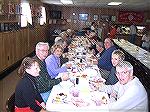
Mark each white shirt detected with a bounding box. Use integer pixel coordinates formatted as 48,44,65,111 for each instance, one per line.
101,77,148,112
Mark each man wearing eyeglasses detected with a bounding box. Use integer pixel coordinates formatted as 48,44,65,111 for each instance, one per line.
33,42,69,103
99,61,148,112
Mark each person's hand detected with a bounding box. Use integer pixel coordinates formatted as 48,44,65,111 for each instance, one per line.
92,58,98,65
110,91,117,99
66,63,72,69
99,47,104,53
61,73,69,81
40,102,46,110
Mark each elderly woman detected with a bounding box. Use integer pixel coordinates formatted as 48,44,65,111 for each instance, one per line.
15,57,46,112
45,44,72,78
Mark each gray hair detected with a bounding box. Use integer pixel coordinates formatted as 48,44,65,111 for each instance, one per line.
36,42,49,51
116,61,133,71
55,39,65,45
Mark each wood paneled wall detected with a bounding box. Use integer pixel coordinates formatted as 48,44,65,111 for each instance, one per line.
0,26,47,73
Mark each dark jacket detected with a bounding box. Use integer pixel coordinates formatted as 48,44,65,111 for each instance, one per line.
105,66,118,85
33,56,62,93
98,46,117,71
15,73,43,111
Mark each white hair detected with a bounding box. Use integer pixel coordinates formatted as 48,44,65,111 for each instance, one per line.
54,37,63,43
116,61,133,71
36,42,49,51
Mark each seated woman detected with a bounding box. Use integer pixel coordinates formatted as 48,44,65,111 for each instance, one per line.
105,49,125,85
15,57,46,112
45,44,72,78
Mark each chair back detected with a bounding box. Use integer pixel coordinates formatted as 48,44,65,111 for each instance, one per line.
6,93,15,112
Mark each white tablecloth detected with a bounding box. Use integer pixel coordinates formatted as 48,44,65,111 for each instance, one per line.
46,79,109,112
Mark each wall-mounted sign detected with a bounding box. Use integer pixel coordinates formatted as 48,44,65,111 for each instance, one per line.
118,11,144,23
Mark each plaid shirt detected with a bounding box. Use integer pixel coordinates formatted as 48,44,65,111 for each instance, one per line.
33,56,62,93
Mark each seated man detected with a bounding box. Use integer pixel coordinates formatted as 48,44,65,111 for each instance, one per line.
105,49,125,85
99,61,148,112
97,38,116,79
33,42,69,102
98,38,117,71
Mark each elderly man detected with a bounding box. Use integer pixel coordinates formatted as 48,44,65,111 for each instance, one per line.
98,38,116,71
100,61,148,112
33,42,69,102
97,38,116,79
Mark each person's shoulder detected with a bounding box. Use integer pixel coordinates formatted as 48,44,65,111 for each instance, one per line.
108,46,117,51
32,55,39,61
128,77,145,90
18,76,31,88
45,55,54,62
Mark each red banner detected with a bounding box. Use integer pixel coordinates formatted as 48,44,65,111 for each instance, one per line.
118,11,144,23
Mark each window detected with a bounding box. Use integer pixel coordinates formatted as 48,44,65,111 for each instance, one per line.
21,2,32,27
40,6,46,25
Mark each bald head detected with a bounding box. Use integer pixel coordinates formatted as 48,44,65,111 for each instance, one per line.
104,38,114,49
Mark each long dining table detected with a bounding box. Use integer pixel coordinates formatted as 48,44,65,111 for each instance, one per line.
46,36,109,112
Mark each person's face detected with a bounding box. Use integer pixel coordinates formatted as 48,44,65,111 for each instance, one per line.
54,48,63,57
116,67,133,85
87,30,90,35
29,62,40,77
104,39,111,49
36,45,49,60
111,54,121,67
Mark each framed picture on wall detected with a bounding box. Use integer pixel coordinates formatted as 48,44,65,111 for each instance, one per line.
100,15,111,21
93,15,98,21
111,16,116,22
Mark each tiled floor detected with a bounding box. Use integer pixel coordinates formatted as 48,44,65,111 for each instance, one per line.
0,68,20,112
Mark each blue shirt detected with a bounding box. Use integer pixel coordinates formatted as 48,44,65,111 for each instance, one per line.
45,54,67,78
98,46,117,71
105,66,118,85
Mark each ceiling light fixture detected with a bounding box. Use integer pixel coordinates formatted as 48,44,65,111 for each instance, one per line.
60,0,73,4
108,2,122,6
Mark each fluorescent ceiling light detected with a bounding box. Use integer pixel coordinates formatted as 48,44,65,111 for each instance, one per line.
108,2,122,6
60,0,73,4
137,26,145,30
